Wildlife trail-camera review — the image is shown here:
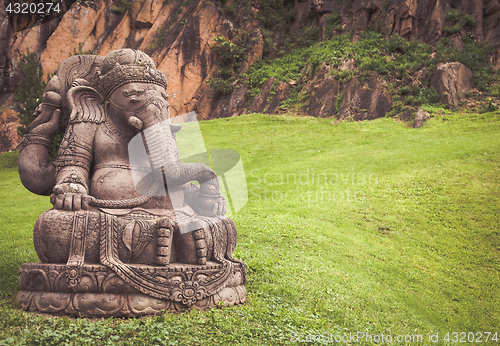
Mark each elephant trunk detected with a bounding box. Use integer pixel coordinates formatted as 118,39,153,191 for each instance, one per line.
139,105,220,195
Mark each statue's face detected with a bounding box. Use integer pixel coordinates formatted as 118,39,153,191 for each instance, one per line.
108,82,169,129
109,82,165,111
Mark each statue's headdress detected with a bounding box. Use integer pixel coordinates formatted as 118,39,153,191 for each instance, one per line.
96,49,168,98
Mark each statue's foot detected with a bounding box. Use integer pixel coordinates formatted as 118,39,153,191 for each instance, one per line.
156,218,174,266
193,229,207,265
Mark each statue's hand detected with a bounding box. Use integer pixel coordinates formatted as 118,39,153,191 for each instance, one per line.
194,192,226,217
50,183,91,211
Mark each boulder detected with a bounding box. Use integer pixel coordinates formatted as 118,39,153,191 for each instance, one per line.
413,108,430,128
432,62,473,108
337,72,392,120
340,59,355,71
0,118,20,153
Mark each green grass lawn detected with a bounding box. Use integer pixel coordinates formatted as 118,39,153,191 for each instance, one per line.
0,111,499,345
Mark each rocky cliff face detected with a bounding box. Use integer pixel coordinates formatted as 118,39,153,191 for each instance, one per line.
1,0,499,152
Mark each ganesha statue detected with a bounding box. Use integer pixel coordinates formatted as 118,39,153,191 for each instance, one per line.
16,49,246,317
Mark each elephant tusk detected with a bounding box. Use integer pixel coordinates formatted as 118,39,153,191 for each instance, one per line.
128,116,143,131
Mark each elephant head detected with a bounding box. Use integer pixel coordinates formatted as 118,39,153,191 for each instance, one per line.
66,88,222,216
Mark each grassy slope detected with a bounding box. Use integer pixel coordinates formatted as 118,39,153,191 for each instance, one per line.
0,153,50,297
0,111,499,345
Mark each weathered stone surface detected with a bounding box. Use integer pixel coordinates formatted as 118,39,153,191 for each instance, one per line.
2,0,500,152
18,262,246,317
413,0,448,45
291,0,312,32
413,108,431,128
385,0,417,38
191,83,215,120
432,62,473,108
338,73,392,120
132,0,163,29
247,78,275,114
40,5,99,77
307,77,340,118
156,4,225,117
211,87,248,118
267,82,290,114
240,29,264,72
0,95,20,153
348,0,386,34
484,0,500,70
96,10,132,57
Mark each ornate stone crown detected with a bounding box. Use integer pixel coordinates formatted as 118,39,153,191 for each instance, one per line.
96,49,168,98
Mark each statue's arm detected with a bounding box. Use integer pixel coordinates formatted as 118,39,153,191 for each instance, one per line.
17,76,62,196
51,121,97,210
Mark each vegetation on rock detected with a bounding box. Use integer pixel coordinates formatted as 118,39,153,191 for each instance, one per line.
207,0,498,120
14,50,62,160
14,50,46,138
2,0,500,152
208,36,248,97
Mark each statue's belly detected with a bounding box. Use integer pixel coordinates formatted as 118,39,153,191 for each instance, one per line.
90,168,139,200
90,167,185,208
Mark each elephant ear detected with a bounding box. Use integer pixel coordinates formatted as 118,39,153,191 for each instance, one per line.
67,86,106,124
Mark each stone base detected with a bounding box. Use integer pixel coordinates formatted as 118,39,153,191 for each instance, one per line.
17,262,246,317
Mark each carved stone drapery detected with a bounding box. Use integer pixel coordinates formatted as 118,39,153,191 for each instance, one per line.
18,262,246,317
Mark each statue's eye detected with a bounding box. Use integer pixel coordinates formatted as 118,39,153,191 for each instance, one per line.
124,89,145,97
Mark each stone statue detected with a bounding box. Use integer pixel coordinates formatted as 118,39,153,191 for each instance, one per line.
16,49,246,317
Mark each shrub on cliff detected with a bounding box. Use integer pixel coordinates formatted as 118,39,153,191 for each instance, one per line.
15,50,61,160
208,36,248,98
15,49,46,138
